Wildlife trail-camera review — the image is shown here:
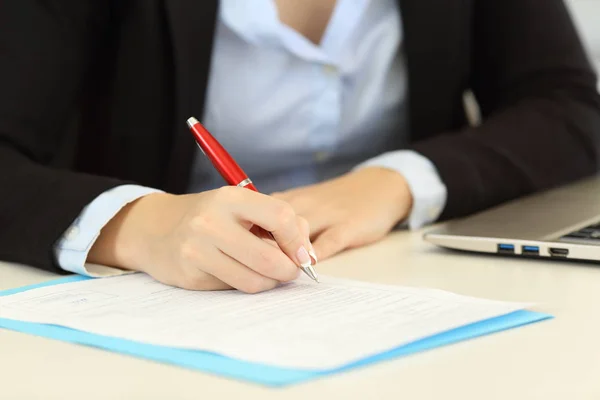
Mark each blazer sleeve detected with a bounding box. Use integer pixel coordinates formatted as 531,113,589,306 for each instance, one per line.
0,1,128,273
411,0,600,220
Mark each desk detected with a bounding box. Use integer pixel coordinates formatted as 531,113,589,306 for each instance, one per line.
1,230,600,399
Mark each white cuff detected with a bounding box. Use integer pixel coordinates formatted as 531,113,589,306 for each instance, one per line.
53,185,163,277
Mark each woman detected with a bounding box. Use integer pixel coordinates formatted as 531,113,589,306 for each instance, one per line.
1,0,599,293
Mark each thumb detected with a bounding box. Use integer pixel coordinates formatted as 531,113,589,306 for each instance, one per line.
312,225,351,260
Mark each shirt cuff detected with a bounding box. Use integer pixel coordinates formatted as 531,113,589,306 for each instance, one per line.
354,150,448,229
53,185,163,277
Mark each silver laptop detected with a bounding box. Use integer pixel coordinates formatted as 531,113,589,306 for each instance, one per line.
423,175,600,262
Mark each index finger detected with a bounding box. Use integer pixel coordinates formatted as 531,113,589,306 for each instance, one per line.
226,188,314,270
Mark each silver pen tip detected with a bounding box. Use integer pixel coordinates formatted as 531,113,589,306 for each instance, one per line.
301,264,320,283
187,117,199,128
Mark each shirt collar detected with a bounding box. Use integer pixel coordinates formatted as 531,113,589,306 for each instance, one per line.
219,0,370,65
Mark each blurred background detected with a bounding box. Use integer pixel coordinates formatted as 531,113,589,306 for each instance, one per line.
567,0,600,89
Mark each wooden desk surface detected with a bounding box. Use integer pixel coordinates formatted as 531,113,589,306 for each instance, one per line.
1,230,600,399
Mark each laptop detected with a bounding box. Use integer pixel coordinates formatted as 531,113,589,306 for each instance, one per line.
423,175,600,262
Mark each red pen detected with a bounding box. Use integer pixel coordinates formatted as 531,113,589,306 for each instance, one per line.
186,117,319,282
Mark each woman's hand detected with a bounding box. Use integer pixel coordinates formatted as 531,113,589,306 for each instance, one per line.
272,167,413,260
88,187,313,293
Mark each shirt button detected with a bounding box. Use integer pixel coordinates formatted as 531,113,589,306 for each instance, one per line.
313,151,329,162
322,64,338,75
65,226,80,241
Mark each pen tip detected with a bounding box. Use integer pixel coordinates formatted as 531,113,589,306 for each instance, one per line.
301,264,319,283
187,117,199,128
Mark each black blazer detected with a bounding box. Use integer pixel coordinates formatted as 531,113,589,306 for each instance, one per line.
1,0,600,273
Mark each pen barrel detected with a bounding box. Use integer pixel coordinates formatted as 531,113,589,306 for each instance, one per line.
188,121,251,187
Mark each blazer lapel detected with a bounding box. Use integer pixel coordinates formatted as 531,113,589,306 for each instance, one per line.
398,0,471,138
163,0,219,193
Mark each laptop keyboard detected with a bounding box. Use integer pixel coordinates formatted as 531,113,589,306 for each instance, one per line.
562,223,600,240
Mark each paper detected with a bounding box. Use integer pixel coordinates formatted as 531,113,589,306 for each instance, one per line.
0,273,531,370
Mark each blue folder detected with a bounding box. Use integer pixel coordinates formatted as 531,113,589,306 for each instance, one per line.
0,276,552,387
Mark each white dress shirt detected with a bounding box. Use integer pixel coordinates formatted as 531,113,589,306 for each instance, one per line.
54,0,447,277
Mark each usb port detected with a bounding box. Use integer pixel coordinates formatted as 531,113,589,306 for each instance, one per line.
521,245,539,256
549,248,569,258
497,244,515,254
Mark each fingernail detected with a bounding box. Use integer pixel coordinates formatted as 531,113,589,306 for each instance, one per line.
296,246,312,267
308,245,318,264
